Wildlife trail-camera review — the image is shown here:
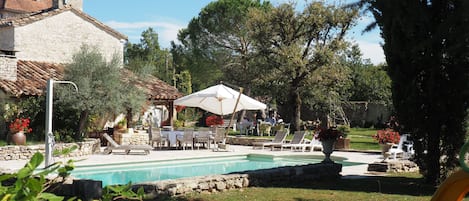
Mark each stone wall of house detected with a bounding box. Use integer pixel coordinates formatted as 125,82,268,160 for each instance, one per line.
114,132,149,145
14,11,124,64
0,138,100,161
0,56,17,81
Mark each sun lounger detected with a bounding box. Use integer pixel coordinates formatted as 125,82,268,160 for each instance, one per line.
102,133,153,155
252,130,288,149
271,131,307,151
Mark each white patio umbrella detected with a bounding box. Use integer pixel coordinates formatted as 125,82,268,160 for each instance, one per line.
174,84,266,115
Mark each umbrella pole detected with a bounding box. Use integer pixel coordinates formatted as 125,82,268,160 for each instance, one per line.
223,87,243,145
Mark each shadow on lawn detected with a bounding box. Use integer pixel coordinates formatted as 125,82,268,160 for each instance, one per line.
269,175,436,197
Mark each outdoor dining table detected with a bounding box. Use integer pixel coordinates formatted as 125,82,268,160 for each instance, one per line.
160,130,212,148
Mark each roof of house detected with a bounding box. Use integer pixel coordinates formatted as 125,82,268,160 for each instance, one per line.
0,6,127,40
0,60,182,100
121,69,182,100
0,0,53,13
0,60,63,96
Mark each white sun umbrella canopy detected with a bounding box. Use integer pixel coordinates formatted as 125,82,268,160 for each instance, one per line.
174,84,267,115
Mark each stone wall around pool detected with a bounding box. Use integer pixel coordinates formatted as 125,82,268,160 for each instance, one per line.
133,162,342,197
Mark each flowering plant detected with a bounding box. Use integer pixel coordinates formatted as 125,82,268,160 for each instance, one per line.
206,115,224,127
373,129,400,144
9,118,32,133
316,127,342,141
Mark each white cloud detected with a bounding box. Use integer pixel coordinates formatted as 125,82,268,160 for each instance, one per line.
356,40,386,65
105,20,185,48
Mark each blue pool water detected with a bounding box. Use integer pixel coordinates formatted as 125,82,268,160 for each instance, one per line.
71,154,360,186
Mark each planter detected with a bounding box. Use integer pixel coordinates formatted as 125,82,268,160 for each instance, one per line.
321,139,336,163
11,131,26,145
380,143,393,162
335,138,350,150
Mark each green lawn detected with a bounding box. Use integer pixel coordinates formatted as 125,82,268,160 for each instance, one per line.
228,127,382,151
163,172,438,201
348,127,381,151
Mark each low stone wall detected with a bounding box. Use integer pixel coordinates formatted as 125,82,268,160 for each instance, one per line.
133,162,342,198
226,136,269,146
0,138,101,161
114,132,149,145
367,160,419,173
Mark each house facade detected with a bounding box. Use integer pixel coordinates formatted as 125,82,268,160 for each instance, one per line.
0,0,181,134
0,0,125,65
0,0,126,91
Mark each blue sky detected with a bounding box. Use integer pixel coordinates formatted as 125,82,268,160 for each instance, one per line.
83,0,384,64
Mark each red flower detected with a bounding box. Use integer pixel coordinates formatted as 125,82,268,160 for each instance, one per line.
9,118,33,134
373,129,400,144
205,115,224,127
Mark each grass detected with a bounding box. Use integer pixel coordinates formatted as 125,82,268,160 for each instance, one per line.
163,172,438,201
228,127,382,151
348,127,381,151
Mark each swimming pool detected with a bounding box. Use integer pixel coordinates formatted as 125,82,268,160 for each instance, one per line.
71,154,361,186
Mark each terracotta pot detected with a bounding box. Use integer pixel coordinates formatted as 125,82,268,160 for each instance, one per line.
11,131,26,145
335,138,350,149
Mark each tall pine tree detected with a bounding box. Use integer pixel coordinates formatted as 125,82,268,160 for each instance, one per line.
361,0,469,184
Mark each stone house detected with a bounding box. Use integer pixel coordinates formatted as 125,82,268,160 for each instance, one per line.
0,0,181,137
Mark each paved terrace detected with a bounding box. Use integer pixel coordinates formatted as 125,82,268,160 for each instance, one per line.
1,145,382,177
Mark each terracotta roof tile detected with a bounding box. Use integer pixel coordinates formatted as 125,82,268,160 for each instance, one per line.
0,60,63,96
0,6,127,40
120,69,182,100
0,60,182,100
1,0,53,13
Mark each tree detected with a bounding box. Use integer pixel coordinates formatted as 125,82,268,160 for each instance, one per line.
126,28,174,84
248,2,359,131
346,45,391,104
173,0,271,93
57,45,138,137
360,0,469,184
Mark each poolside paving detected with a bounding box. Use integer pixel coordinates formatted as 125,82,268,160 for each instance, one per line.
1,145,383,177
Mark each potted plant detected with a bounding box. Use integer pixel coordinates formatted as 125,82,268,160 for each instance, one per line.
316,127,343,163
335,125,350,149
9,117,33,145
373,129,400,161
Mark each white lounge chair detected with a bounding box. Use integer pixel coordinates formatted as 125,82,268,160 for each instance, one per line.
303,138,323,152
102,133,153,155
272,131,307,151
252,130,288,149
389,134,411,159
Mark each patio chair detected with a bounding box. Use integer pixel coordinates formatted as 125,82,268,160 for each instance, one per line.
210,127,225,148
389,134,410,159
252,130,288,150
303,137,323,152
102,133,153,155
150,128,167,149
271,131,307,151
259,122,272,136
195,129,211,149
177,128,194,150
